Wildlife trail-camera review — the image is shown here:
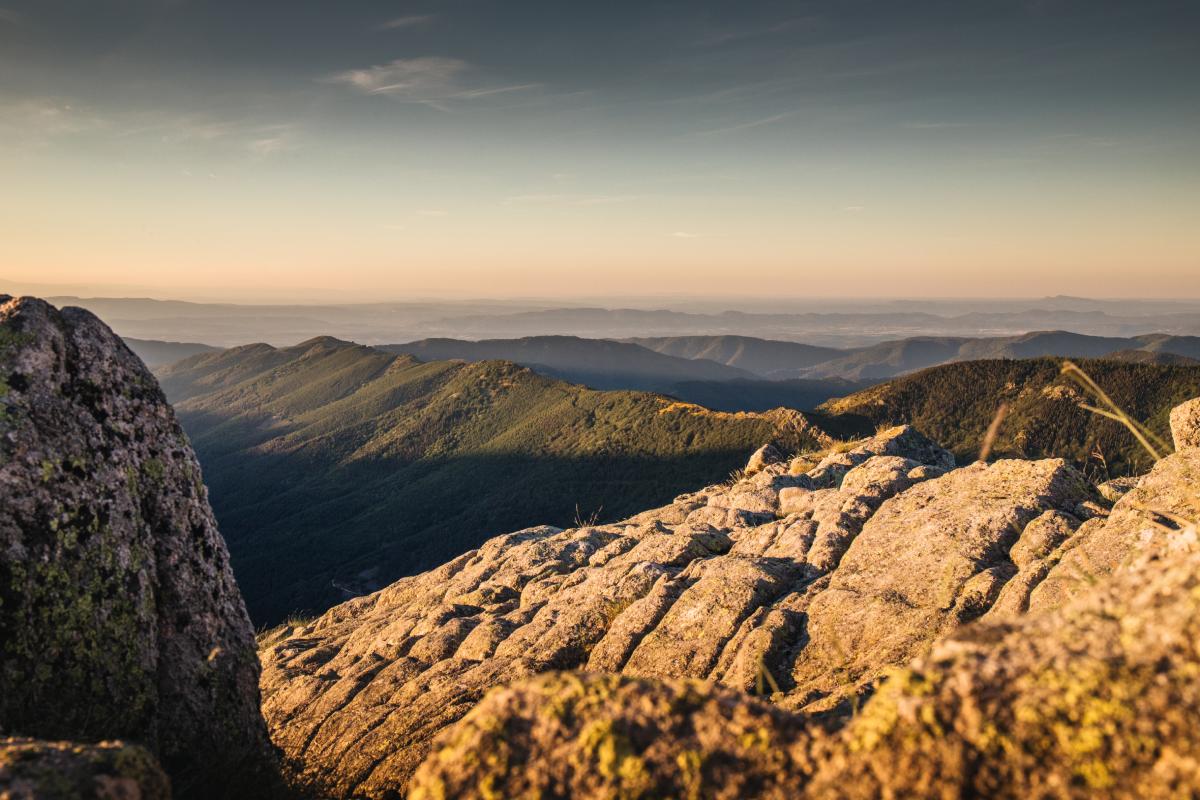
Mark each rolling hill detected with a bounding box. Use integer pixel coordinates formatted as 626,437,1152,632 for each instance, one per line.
819,358,1200,476
122,337,219,368
624,335,847,376
791,331,1200,380
159,338,831,624
379,336,754,391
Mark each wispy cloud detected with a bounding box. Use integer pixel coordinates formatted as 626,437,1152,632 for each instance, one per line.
333,56,466,95
247,125,300,156
329,57,539,110
0,97,300,156
671,231,701,238
377,14,433,31
0,8,20,24
503,193,637,207
452,84,540,99
693,17,817,47
902,121,978,130
693,111,795,138
0,99,108,141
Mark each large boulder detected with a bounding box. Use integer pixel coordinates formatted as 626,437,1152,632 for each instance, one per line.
0,737,170,800
0,297,277,796
1170,397,1200,450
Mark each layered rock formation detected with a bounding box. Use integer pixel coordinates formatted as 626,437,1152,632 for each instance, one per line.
408,420,1200,798
411,521,1200,798
0,296,277,797
260,417,1138,797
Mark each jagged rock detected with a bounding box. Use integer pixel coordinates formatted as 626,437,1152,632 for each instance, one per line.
1171,397,1200,450
799,425,955,489
0,737,170,800
1030,446,1200,612
410,487,1200,800
742,443,783,477
786,458,1092,709
0,297,277,797
983,510,1080,618
1096,475,1139,503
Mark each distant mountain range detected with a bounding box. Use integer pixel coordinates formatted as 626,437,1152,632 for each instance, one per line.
157,337,830,624
380,336,868,411
35,292,1200,347
378,331,1200,395
784,331,1200,380
139,329,1200,416
625,335,846,375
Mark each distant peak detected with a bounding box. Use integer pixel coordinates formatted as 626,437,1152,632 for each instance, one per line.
292,335,358,350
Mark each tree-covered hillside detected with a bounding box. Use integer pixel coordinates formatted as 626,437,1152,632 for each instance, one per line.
820,358,1200,477
162,338,827,625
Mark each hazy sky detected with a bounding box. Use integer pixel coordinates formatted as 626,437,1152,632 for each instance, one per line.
2,0,1198,301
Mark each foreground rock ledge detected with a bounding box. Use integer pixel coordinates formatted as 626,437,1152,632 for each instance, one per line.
0,296,278,797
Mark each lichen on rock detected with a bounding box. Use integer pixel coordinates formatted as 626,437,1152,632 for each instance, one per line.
0,737,171,800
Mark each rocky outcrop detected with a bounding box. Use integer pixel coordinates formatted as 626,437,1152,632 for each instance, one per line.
0,737,170,800
406,397,1200,799
1171,397,1200,450
1029,446,1200,613
0,297,277,797
262,418,1139,797
802,525,1200,798
786,457,1092,710
409,523,1200,799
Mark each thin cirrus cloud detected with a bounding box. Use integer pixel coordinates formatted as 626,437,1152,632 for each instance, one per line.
329,57,540,110
0,97,300,157
377,14,434,31
502,193,638,207
692,111,797,138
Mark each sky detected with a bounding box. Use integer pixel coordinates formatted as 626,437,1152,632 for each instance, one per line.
1,0,1198,301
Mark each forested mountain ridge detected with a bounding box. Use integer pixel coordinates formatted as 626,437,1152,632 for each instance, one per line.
820,357,1200,476
790,330,1200,379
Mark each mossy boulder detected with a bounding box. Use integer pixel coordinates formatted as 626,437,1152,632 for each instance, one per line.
0,296,278,797
0,737,170,799
410,672,817,800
